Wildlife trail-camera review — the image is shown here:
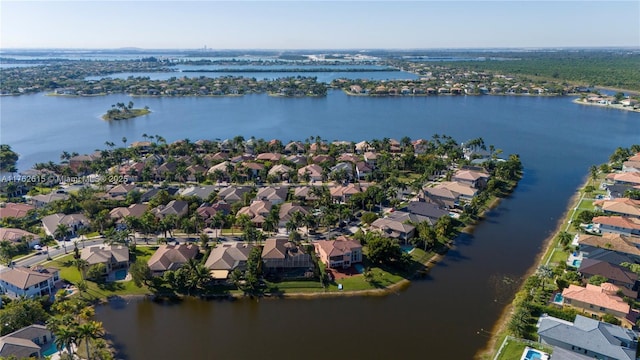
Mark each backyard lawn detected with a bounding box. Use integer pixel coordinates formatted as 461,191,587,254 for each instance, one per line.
45,246,158,300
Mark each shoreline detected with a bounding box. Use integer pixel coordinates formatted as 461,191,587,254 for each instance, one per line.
572,98,640,113
476,177,587,359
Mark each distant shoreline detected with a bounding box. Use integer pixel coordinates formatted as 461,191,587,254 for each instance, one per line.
572,98,640,113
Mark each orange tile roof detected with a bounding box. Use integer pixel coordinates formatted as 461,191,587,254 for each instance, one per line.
562,283,630,314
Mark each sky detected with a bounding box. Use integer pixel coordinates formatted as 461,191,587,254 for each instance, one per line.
1,1,639,49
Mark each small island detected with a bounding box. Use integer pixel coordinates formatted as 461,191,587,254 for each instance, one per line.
102,101,150,120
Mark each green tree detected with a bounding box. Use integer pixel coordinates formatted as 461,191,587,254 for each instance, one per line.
0,144,19,173
0,298,49,335
366,236,402,265
588,275,608,286
76,321,105,360
129,259,153,288
536,265,553,290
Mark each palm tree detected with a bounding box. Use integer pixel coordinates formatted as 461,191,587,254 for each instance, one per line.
53,325,78,359
73,258,89,280
536,265,553,290
557,231,572,247
76,321,104,360
54,224,71,242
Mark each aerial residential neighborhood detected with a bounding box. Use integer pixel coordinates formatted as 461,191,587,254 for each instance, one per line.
0,134,523,359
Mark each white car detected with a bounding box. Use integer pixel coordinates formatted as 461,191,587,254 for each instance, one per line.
33,245,42,250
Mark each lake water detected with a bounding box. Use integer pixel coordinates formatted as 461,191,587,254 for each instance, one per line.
1,91,639,359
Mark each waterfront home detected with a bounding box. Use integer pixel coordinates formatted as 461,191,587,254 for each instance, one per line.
81,245,129,275
0,324,54,359
592,216,640,237
0,266,60,298
561,283,630,323
147,244,200,276
423,181,477,208
452,168,490,189
261,238,312,271
579,233,640,263
0,202,34,220
41,213,89,238
68,153,99,174
314,236,362,269
537,314,638,360
370,217,416,242
284,141,305,154
405,201,448,222
605,184,635,199
622,160,640,173
204,243,253,279
606,172,640,186
387,211,436,226
578,259,638,298
152,200,189,219
298,164,324,182
593,198,640,218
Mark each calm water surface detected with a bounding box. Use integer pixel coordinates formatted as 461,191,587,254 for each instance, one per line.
1,92,639,359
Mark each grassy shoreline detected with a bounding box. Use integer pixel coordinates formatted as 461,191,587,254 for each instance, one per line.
477,177,588,359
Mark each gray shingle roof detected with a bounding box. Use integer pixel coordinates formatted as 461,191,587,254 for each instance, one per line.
538,315,638,360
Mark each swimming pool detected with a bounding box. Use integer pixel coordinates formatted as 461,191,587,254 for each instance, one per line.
400,245,415,254
553,293,563,303
354,264,365,274
572,259,582,267
114,269,128,281
520,347,549,360
41,342,58,357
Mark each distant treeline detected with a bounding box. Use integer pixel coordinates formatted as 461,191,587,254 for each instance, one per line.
434,51,640,91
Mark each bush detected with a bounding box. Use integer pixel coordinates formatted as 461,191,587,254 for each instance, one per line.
602,313,621,325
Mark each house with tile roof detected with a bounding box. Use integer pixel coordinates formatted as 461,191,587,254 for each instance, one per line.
217,186,253,203
561,283,631,322
237,200,272,227
152,200,189,219
578,259,638,298
0,324,53,359
204,243,254,279
452,168,490,189
579,233,640,262
0,228,40,247
255,186,288,204
537,314,638,360
370,217,416,242
0,266,60,298
278,202,309,228
261,238,312,270
0,203,34,220
314,236,362,269
41,213,89,238
592,216,640,237
81,245,129,275
606,172,640,186
298,164,323,182
593,198,640,218
147,244,200,276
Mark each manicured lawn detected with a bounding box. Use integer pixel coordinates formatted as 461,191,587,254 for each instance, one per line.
496,338,552,360
46,247,158,300
548,248,569,265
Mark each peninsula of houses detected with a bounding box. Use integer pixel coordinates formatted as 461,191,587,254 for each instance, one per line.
0,135,522,358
